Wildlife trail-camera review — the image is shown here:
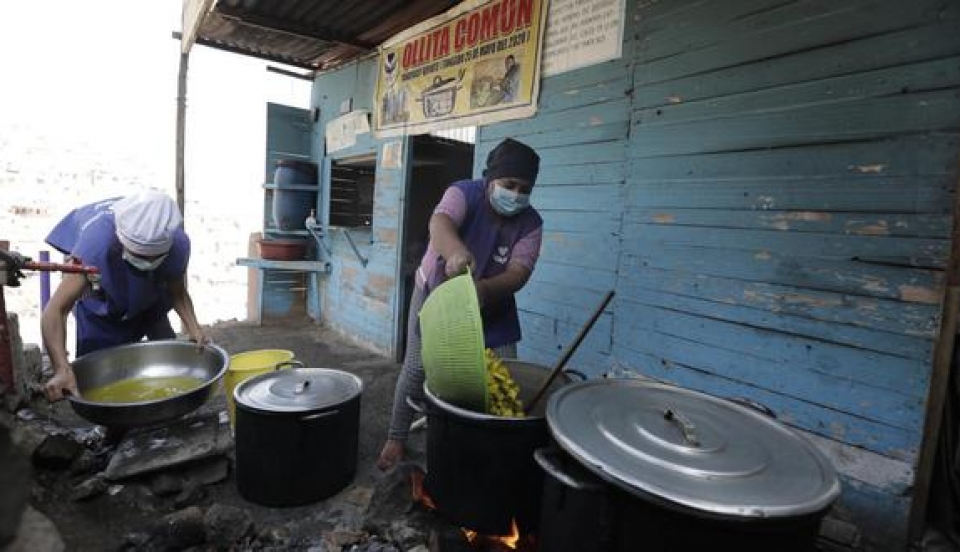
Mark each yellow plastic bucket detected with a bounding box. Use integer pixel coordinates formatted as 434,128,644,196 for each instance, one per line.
225,349,297,427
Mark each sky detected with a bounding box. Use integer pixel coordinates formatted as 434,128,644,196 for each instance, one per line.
0,1,312,346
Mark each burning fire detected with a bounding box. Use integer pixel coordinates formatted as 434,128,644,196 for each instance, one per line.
462,519,521,550
410,468,436,510
409,470,532,551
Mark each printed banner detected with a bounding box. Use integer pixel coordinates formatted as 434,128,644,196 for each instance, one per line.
374,0,548,137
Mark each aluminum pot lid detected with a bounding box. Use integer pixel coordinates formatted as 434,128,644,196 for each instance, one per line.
234,368,363,413
546,379,841,519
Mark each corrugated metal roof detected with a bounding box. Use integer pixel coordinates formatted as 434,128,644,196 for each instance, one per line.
193,0,461,72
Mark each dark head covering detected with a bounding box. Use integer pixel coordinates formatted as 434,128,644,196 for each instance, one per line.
483,138,540,184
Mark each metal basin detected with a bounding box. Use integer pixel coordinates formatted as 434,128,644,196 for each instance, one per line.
67,340,229,429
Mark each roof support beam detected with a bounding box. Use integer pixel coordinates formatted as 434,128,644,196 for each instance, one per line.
216,6,374,50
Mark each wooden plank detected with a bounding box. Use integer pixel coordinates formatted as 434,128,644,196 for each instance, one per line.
538,54,634,94
520,280,619,309
483,98,632,141
628,135,959,178
610,343,921,459
634,57,960,126
635,20,960,109
804,432,913,494
625,174,953,213
539,73,632,113
622,224,949,268
637,0,794,61
540,209,620,235
630,90,960,158
527,259,618,290
537,161,626,186
534,184,623,211
519,291,617,332
618,281,935,360
615,302,930,403
625,208,951,239
619,267,941,340
620,246,944,304
497,122,629,151
538,230,621,267
636,0,959,83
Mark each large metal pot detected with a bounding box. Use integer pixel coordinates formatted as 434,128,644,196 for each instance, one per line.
422,360,578,535
68,340,229,429
539,379,842,551
234,367,363,507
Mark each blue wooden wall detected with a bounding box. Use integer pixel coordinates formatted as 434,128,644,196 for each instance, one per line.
310,59,407,354
474,0,959,549
307,0,960,548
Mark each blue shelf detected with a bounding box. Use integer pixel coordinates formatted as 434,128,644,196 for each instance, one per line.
236,257,331,273
262,182,318,191
263,228,309,237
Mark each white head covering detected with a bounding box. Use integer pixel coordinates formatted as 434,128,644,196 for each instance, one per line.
111,191,183,256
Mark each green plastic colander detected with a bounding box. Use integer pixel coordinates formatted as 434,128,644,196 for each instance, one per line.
419,270,488,412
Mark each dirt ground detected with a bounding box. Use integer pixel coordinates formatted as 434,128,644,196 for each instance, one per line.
7,317,431,552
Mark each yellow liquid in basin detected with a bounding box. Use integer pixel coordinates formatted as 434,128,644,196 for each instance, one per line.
84,376,204,403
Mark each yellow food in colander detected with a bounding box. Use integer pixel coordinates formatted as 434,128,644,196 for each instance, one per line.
485,348,524,417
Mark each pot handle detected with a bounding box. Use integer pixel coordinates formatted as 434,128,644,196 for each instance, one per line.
274,360,305,371
406,395,426,414
533,449,603,491
663,409,700,447
562,369,588,382
301,410,338,422
726,396,777,419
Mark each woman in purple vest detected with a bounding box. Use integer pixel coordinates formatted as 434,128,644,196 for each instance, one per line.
40,191,209,402
378,138,544,470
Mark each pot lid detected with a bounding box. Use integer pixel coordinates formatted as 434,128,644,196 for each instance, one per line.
234,368,362,413
546,379,841,519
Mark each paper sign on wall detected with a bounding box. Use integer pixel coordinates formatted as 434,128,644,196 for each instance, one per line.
382,141,404,169
542,0,624,76
326,110,370,153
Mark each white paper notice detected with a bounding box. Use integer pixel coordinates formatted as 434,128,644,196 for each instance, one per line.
326,110,371,153
382,141,403,169
542,0,625,77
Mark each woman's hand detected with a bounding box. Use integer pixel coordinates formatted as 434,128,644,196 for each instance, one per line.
189,330,211,350
44,367,79,402
444,250,475,278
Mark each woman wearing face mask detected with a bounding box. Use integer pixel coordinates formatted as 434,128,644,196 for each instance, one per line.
40,190,208,402
378,138,543,470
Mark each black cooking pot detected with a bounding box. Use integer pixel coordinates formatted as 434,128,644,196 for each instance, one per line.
422,360,579,535
234,367,363,507
539,379,842,552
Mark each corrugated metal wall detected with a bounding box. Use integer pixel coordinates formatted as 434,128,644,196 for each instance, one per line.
476,0,960,549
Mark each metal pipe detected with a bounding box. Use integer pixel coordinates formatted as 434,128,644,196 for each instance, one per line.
0,240,13,390
39,250,50,310
175,51,189,220
305,223,333,258
23,261,100,275
340,228,369,267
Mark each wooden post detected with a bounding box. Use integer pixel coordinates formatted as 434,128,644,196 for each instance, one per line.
908,152,960,542
175,51,189,221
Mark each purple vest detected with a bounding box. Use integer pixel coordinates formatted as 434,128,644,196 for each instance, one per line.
45,198,190,322
426,179,542,348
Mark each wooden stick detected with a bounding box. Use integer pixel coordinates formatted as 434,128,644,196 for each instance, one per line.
524,290,615,415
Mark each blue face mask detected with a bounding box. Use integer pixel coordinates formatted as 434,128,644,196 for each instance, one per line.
123,250,167,272
489,184,531,216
